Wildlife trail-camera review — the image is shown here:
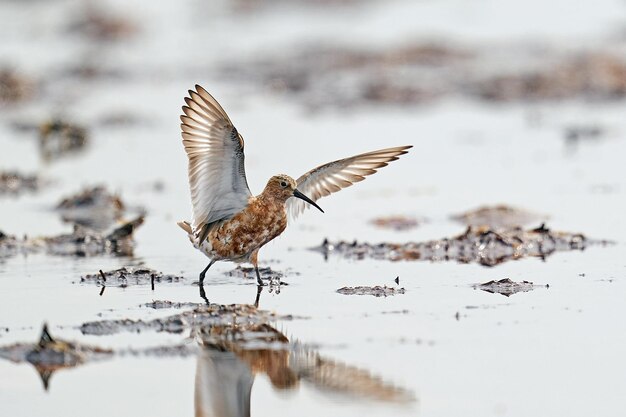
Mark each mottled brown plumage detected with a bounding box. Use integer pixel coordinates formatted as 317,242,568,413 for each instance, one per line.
177,85,411,296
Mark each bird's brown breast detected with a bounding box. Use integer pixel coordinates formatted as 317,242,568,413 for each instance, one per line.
208,196,287,260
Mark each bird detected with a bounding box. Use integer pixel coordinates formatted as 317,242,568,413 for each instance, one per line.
177,85,411,295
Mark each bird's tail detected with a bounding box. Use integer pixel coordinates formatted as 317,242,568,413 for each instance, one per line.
177,221,197,246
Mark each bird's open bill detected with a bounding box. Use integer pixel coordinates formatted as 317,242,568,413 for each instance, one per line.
293,189,324,213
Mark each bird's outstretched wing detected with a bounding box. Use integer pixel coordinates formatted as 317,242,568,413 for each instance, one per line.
181,85,252,240
287,145,412,219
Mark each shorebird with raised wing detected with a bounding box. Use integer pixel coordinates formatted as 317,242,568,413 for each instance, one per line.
178,85,411,298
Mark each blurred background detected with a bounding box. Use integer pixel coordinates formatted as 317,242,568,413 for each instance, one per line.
1,1,626,416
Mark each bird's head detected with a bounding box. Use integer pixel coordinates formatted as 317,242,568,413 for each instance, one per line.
264,174,324,212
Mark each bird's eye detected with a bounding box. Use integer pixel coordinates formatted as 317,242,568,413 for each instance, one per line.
280,181,288,188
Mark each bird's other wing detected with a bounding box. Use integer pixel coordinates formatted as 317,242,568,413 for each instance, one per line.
287,145,412,220
181,85,252,239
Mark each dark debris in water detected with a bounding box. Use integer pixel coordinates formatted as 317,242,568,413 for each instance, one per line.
0,216,144,258
314,224,610,266
475,53,626,102
336,286,406,297
0,324,112,390
38,119,88,161
452,205,545,229
370,216,421,231
474,278,546,297
57,186,126,231
226,266,294,285
141,300,203,309
67,6,137,42
0,68,35,104
0,324,197,391
219,43,626,108
0,171,41,196
80,303,292,336
80,267,184,288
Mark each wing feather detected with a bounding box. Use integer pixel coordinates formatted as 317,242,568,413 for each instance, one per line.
287,146,412,219
180,85,252,238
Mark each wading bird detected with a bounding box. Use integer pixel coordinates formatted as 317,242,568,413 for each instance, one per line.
178,85,410,300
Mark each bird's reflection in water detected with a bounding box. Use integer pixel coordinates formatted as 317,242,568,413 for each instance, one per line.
194,323,414,417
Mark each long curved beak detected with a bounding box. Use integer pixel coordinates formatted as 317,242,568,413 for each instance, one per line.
293,189,324,213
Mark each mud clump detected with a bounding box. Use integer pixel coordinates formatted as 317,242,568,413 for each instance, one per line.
452,205,545,229
68,6,137,42
474,278,546,297
314,224,609,266
370,216,421,231
0,324,112,390
226,266,292,284
57,186,125,231
0,324,197,390
0,68,34,104
0,171,41,196
81,267,184,287
219,43,626,108
39,119,88,161
336,286,406,297
0,216,144,258
142,300,203,309
80,303,289,336
475,53,626,102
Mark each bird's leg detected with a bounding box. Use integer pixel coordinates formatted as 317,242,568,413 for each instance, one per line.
255,266,264,286
199,285,209,306
199,259,216,285
254,285,263,308
198,259,216,305
251,251,264,286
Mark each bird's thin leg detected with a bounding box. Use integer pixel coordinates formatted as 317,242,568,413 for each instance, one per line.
254,285,263,308
254,266,264,286
199,285,209,306
199,259,216,285
198,259,216,305
250,251,264,287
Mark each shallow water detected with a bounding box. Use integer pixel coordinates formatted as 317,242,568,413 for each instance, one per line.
1,1,626,416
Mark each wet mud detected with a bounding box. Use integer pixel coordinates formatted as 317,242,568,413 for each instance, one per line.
336,286,406,297
0,171,41,196
370,216,421,231
141,300,204,310
0,324,197,390
473,278,547,297
79,303,294,336
57,186,125,230
80,267,184,288
38,120,88,161
0,216,143,258
219,44,626,108
0,68,34,104
452,205,545,229
314,224,609,266
225,265,293,284
0,324,112,390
